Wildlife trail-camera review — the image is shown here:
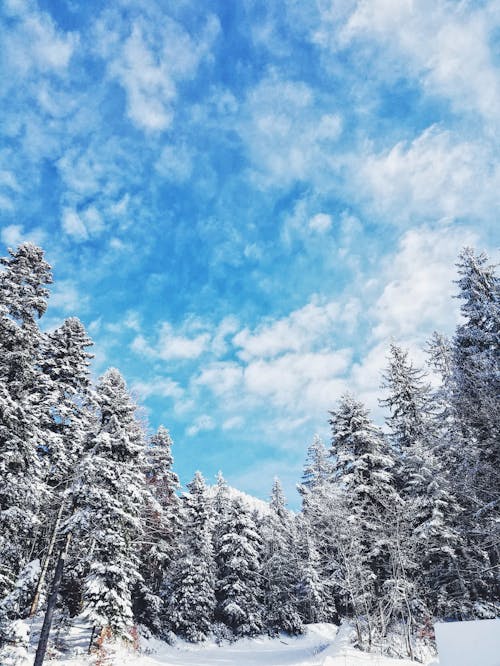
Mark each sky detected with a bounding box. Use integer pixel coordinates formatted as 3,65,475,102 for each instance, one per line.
1,0,499,507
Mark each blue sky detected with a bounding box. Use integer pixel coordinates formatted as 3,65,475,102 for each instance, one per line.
1,0,499,507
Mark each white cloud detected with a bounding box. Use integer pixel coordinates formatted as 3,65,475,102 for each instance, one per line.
61,206,105,241
131,321,210,361
110,194,130,217
168,223,489,438
0,170,21,192
1,223,46,248
49,280,89,313
106,15,220,132
341,0,500,127
1,224,27,247
156,323,210,360
131,377,183,401
3,0,78,77
370,223,478,341
239,71,342,188
233,298,341,361
61,208,88,240
155,143,193,182
308,212,332,233
243,349,351,411
222,415,244,431
211,316,240,355
186,414,216,437
356,126,500,224
195,362,243,397
123,310,141,332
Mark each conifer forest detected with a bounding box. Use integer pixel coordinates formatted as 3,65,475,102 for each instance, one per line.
0,242,498,664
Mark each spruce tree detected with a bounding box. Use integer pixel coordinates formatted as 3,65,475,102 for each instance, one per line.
30,318,95,617
68,368,146,640
0,244,52,604
216,496,264,636
262,479,303,636
329,394,399,646
134,426,181,634
380,347,463,618
452,249,499,507
40,317,95,484
168,472,216,642
449,249,500,611
298,435,331,494
295,516,331,624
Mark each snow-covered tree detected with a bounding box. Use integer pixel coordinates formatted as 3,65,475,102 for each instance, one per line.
67,369,146,640
380,347,463,618
134,426,181,634
0,244,52,602
329,394,402,646
298,435,331,494
40,317,95,483
295,516,331,624
168,472,216,642
27,318,96,618
216,496,264,636
0,619,30,665
212,471,231,558
452,249,499,503
0,561,41,636
449,249,500,611
262,479,303,636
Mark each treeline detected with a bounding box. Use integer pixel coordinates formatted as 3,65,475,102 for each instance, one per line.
0,243,498,663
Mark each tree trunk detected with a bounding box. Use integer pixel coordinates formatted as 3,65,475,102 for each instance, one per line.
33,532,72,666
30,501,66,617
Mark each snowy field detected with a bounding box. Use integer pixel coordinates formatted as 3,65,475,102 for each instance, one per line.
434,619,500,666
26,622,436,666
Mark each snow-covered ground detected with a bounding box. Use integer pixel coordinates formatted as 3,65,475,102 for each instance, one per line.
434,619,500,666
26,622,436,666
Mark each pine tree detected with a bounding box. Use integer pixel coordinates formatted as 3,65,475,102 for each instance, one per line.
449,249,500,612
298,436,339,626
134,426,181,634
329,394,401,647
262,479,303,636
67,368,146,640
295,516,331,624
0,244,52,603
216,496,264,636
298,435,331,494
30,318,95,618
168,472,216,642
212,471,231,560
452,249,499,505
40,317,95,484
380,347,463,618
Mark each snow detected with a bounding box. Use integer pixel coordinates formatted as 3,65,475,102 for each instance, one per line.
434,619,500,666
207,483,271,517
27,622,436,666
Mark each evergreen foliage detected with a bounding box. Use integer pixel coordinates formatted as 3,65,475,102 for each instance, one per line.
216,497,264,636
0,241,497,659
262,480,303,636
69,369,146,639
168,472,216,641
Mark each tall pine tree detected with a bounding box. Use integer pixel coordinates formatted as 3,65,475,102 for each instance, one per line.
67,369,146,641
0,244,52,606
167,472,216,642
